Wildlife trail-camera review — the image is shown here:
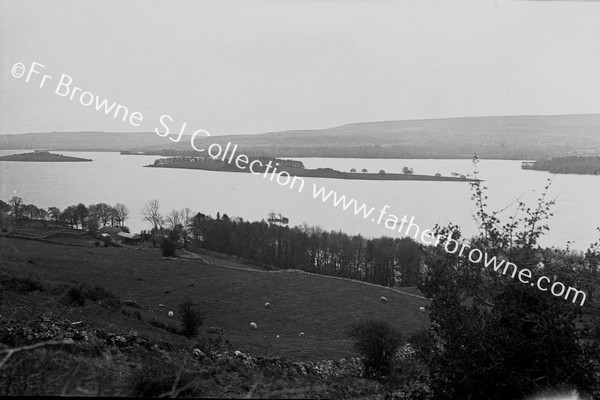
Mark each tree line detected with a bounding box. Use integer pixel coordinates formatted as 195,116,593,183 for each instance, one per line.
0,196,129,232
522,155,600,175
139,200,422,287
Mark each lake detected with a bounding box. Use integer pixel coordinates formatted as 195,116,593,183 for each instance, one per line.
1,150,598,250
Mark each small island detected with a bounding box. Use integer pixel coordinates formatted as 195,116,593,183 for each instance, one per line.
147,156,476,182
0,150,92,162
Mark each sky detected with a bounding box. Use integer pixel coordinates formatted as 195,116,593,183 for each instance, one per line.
1,0,600,136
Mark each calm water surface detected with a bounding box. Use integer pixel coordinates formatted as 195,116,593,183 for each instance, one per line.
1,151,598,250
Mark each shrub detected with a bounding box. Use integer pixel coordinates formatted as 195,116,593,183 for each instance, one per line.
161,237,177,257
84,284,121,308
64,286,85,307
346,319,404,377
408,328,435,361
178,301,204,338
129,357,196,397
0,274,45,293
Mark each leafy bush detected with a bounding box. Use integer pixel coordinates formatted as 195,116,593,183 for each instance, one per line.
63,286,85,307
418,160,600,399
129,357,196,397
346,319,404,377
408,328,435,361
84,284,121,308
178,301,204,338
160,237,177,257
0,274,45,293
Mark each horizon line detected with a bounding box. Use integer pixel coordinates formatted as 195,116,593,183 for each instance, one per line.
3,111,600,137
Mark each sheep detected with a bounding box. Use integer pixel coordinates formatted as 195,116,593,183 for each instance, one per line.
419,306,426,313
250,322,258,330
380,296,388,303
298,332,305,337
264,302,271,309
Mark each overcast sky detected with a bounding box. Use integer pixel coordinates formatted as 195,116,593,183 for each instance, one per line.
1,0,600,136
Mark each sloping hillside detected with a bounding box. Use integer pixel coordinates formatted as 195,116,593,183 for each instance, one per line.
0,236,428,361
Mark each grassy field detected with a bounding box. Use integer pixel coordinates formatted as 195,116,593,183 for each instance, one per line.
0,236,429,361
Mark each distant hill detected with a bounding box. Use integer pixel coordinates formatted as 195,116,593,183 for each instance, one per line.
0,131,166,152
2,114,600,159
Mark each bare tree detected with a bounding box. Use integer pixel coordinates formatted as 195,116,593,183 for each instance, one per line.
9,196,23,226
180,207,194,245
114,203,129,226
141,200,163,232
165,209,182,230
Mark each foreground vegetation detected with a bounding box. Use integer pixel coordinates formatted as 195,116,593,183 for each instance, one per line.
0,270,382,397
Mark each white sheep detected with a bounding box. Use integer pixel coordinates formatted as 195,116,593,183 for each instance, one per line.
380,296,388,303
264,302,271,309
298,332,305,337
250,322,258,330
419,306,425,313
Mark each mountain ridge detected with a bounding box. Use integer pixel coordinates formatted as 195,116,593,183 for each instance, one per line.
2,114,599,159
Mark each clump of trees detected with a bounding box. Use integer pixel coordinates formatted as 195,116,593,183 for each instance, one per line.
141,200,195,247
0,196,129,231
